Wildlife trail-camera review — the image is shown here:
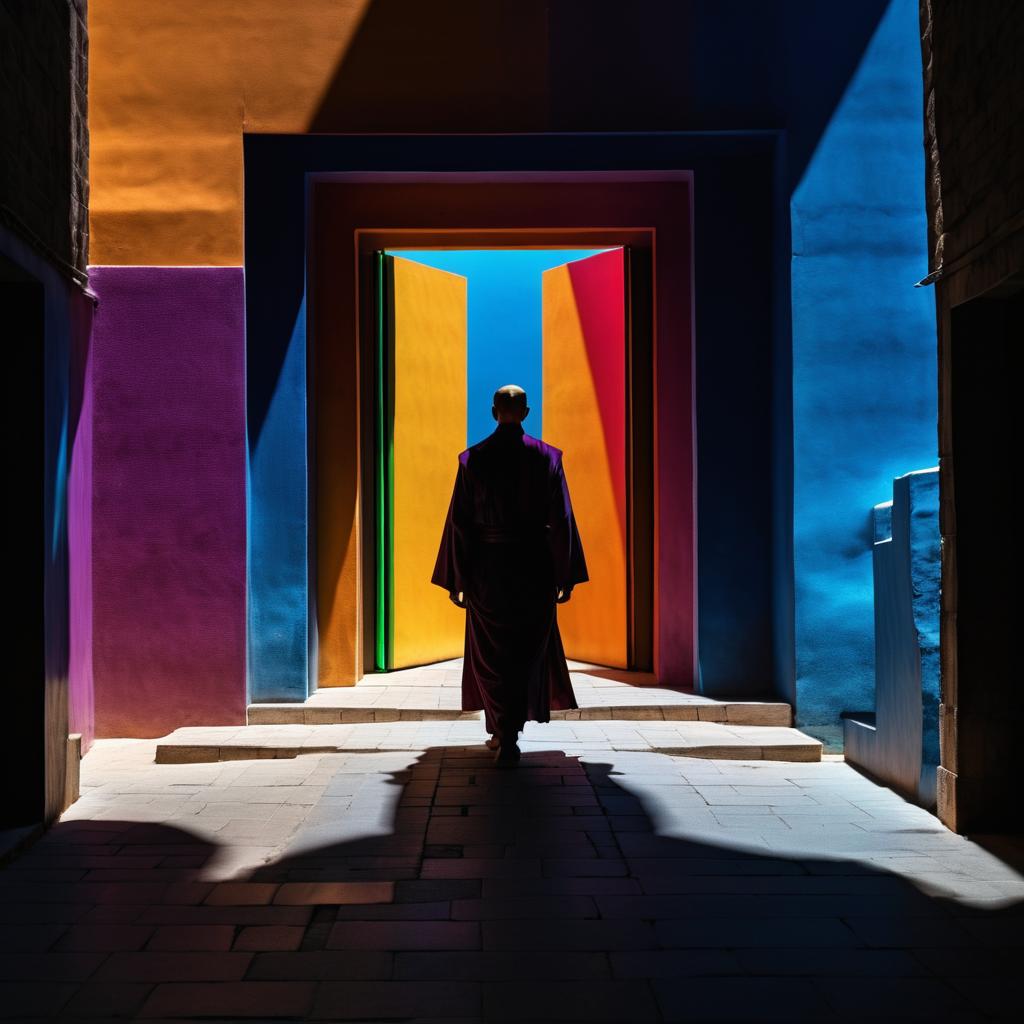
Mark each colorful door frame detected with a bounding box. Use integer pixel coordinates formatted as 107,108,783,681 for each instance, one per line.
330,205,686,696
243,134,785,706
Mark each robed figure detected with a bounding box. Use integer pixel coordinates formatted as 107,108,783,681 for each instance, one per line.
431,385,589,764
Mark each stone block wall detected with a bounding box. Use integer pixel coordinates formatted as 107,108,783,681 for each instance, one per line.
921,0,1023,276
0,0,89,279
791,0,936,749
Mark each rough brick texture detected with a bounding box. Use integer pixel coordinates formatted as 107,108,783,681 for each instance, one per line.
0,0,89,277
921,0,1023,833
920,0,1023,274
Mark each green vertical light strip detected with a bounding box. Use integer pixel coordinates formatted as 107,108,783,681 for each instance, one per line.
375,253,389,671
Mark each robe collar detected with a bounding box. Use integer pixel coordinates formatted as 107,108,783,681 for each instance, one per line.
493,420,525,438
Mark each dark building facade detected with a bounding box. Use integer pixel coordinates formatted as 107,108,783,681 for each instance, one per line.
1,0,91,836
919,0,1023,833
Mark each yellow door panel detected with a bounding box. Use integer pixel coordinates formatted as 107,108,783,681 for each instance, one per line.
389,256,468,668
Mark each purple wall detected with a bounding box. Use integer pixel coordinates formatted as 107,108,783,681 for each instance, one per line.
89,268,247,737
68,289,95,750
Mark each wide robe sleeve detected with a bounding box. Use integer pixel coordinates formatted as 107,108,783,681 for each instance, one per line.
431,456,473,596
547,454,589,591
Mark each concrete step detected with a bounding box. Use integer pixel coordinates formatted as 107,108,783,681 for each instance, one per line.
247,660,792,728
155,720,821,765
248,701,792,726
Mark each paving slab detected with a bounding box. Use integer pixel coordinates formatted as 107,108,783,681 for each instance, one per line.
0,740,1018,1021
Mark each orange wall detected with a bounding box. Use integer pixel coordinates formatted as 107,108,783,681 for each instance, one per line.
88,0,548,266
89,0,371,265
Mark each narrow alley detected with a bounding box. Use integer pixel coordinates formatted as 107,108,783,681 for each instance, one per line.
2,732,1020,1020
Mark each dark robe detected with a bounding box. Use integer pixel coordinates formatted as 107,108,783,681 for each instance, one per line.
431,421,589,737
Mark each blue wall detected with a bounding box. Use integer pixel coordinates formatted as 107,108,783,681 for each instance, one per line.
791,0,936,746
392,249,608,444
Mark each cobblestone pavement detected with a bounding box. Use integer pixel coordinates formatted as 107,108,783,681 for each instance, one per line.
1,739,1021,1021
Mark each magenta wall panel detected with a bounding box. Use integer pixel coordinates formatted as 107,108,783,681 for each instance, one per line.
68,288,95,750
89,267,247,737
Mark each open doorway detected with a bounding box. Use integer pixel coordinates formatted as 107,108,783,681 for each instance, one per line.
366,246,652,678
946,282,1021,832
2,256,47,829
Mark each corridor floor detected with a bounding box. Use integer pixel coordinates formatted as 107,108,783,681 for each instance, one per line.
1,739,1021,1021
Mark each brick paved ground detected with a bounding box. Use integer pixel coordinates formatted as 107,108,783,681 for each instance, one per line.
1,740,1021,1021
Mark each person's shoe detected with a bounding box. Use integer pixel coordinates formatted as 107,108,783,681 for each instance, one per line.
494,739,521,768
485,734,500,750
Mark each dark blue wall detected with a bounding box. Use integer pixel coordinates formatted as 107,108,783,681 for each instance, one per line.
244,0,936,735
790,0,936,743
244,133,781,702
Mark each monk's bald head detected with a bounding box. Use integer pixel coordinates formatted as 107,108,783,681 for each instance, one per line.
492,384,529,424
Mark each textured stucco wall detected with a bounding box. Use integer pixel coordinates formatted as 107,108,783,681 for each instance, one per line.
68,285,95,751
88,0,925,724
845,468,939,803
87,0,554,264
87,0,889,269
791,0,936,744
89,268,247,737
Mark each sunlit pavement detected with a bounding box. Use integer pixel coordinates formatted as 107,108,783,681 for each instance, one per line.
1,738,1021,1021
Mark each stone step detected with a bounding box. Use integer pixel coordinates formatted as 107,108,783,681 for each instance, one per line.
156,721,821,765
247,701,792,726
247,661,791,728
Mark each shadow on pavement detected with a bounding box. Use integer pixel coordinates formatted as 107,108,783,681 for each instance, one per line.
0,747,1020,1021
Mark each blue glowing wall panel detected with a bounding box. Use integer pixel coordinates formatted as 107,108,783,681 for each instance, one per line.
791,0,937,743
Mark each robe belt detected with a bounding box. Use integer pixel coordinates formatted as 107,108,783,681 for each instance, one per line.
474,523,550,544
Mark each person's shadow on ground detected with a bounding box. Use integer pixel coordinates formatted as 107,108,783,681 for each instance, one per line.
241,747,1021,1022
3,747,1021,1021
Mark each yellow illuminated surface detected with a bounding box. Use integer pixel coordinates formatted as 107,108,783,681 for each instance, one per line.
390,257,467,668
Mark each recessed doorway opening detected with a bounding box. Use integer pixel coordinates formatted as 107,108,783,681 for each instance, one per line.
364,244,653,681
259,172,697,701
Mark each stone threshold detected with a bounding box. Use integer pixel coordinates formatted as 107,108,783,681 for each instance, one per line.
247,702,792,726
247,662,791,729
155,721,821,765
